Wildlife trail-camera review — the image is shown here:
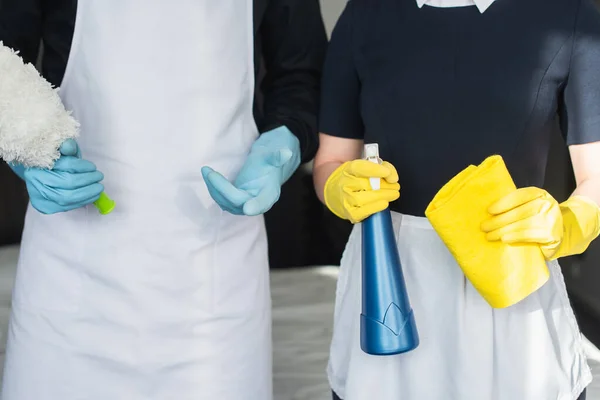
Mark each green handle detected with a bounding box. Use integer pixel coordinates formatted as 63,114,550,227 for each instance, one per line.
94,192,116,215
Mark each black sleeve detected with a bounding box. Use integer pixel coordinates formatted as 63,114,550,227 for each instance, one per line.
318,1,363,140
259,0,328,163
0,0,43,66
559,0,600,146
39,0,76,87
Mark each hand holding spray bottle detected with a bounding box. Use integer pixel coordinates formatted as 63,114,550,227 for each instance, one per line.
360,143,419,355
0,42,115,215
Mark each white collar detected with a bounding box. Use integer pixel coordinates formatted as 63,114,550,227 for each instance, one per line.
415,0,496,13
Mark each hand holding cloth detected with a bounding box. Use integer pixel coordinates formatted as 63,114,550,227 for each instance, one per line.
425,155,549,308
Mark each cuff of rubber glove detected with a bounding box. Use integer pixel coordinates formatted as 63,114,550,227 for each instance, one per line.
261,118,315,164
551,195,600,259
323,163,351,222
7,163,25,180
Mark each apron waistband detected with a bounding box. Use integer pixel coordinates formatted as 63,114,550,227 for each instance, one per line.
389,211,433,230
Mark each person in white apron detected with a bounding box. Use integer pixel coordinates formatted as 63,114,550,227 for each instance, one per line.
0,0,326,398
313,0,600,399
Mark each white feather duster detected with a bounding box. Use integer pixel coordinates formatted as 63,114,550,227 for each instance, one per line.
0,41,79,169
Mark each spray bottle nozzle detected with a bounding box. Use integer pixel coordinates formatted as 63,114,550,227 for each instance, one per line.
364,143,382,165
364,143,382,190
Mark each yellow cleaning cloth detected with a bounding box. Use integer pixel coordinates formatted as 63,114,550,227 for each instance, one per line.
425,155,549,308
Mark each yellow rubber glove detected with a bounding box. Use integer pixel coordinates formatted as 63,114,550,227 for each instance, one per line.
324,159,400,223
482,187,600,260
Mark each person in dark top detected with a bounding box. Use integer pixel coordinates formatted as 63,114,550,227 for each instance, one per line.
0,1,326,399
314,0,600,399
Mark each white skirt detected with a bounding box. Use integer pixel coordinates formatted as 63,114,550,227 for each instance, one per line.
327,212,592,400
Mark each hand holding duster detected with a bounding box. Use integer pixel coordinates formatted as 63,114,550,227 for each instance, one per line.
0,42,114,215
17,139,107,214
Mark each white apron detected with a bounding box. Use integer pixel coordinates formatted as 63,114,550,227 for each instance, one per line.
328,212,592,400
1,1,272,399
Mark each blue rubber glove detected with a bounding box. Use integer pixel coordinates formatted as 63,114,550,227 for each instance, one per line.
9,139,105,214
202,126,301,216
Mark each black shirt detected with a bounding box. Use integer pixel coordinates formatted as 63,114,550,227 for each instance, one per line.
0,0,327,162
319,0,600,216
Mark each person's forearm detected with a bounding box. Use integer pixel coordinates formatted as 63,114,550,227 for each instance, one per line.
314,161,344,204
258,0,327,163
572,175,600,205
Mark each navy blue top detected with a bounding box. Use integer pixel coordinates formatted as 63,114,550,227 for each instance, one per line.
319,0,600,216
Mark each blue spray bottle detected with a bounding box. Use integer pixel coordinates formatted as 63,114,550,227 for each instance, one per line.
360,143,419,355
